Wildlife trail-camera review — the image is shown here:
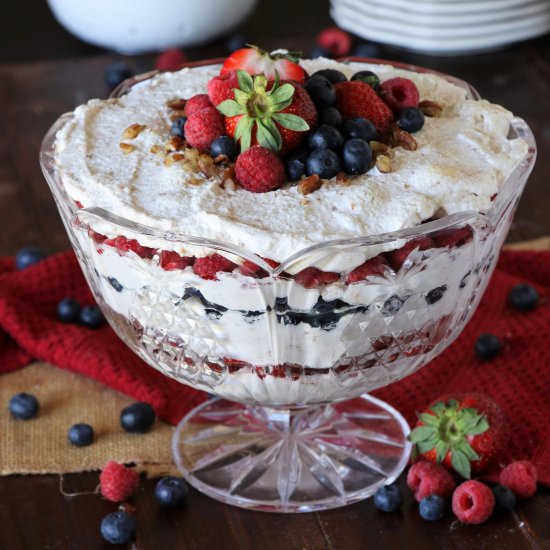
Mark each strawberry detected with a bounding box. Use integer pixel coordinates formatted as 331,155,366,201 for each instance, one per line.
220,46,306,84
410,393,509,479
334,80,394,134
218,70,316,155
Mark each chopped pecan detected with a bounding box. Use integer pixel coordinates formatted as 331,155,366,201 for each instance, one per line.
419,100,443,117
223,178,236,192
391,126,417,151
167,98,186,110
376,155,392,173
165,136,184,152
214,154,229,164
198,155,218,178
223,165,236,181
150,144,162,154
370,141,389,154
119,143,135,154
122,123,146,140
169,110,187,121
172,153,185,162
298,174,322,195
335,172,351,185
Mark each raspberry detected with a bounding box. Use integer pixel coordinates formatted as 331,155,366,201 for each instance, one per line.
452,480,494,524
184,107,225,152
499,461,538,498
155,48,187,71
207,71,239,106
104,235,156,259
295,267,340,289
385,237,434,271
184,94,213,117
334,80,394,134
346,255,388,284
193,253,237,280
159,250,194,271
99,461,139,502
316,27,352,57
379,77,420,113
240,257,280,278
407,461,456,503
235,146,286,193
432,227,473,249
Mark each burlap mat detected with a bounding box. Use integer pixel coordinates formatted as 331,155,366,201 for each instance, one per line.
0,237,547,477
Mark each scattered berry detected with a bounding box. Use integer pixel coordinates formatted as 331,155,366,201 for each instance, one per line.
319,107,343,129
170,117,187,138
184,107,225,152
306,148,342,179
309,46,331,59
500,461,538,498
105,62,134,90
407,461,456,502
155,48,187,71
346,255,389,283
226,33,248,53
373,484,403,512
509,283,539,312
334,80,394,134
193,253,237,280
78,305,105,329
235,146,286,192
492,484,516,514
15,246,47,270
308,124,344,150
207,70,239,106
310,69,347,84
343,117,377,142
184,94,213,117
159,250,194,271
56,297,82,323
452,480,494,524
351,42,380,59
396,107,425,133
68,423,94,447
100,511,137,545
385,237,434,271
120,402,156,433
351,70,380,91
343,138,372,175
419,495,447,521
155,476,189,507
100,461,139,502
475,334,502,361
304,76,336,108
285,150,308,181
295,267,339,289
379,77,420,112
210,136,239,160
9,393,39,420
316,27,352,57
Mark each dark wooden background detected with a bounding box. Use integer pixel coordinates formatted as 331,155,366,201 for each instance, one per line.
0,1,549,548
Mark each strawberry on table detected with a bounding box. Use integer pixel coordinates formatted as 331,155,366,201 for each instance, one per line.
409,393,509,479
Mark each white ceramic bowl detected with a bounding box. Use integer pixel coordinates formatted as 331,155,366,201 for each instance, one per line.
47,0,257,54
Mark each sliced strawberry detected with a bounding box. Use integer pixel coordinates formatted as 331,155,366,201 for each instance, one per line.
295,267,340,289
433,227,473,249
385,237,434,271
239,257,280,278
193,253,236,280
159,250,194,271
104,235,156,259
346,255,389,284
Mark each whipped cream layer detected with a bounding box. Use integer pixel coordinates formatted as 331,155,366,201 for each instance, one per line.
55,59,528,266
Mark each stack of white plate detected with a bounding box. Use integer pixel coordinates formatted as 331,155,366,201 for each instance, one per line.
330,0,550,54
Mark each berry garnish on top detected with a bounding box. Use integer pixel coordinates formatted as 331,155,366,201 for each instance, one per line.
235,146,286,192
310,69,348,84
351,70,380,91
207,70,239,106
379,77,420,112
304,76,336,109
184,107,225,152
396,107,425,133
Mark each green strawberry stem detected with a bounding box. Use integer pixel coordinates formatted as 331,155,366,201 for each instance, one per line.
409,399,489,479
217,69,309,153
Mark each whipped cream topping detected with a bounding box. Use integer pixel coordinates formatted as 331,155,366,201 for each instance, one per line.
55,59,528,265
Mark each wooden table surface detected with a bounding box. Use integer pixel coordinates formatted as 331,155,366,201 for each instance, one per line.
0,1,549,548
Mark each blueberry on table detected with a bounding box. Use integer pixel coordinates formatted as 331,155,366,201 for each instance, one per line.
309,69,347,84
306,148,342,179
210,136,238,161
308,125,344,151
155,476,189,507
56,297,82,323
78,305,105,329
105,62,134,90
373,484,403,512
319,107,343,129
343,138,372,175
509,283,539,312
304,76,336,108
120,402,156,433
100,511,137,545
170,116,187,138
351,70,381,91
68,423,94,447
343,117,377,142
15,246,47,270
475,334,502,361
9,393,39,420
492,485,516,514
419,494,447,521
285,150,308,181
396,107,425,133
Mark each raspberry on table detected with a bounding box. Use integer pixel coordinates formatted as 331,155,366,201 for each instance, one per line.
452,480,495,524
184,94,213,117
193,253,237,280
499,461,538,498
99,461,139,502
207,71,239,106
235,146,286,193
379,77,420,113
316,27,352,57
155,48,187,71
184,107,225,152
407,461,456,502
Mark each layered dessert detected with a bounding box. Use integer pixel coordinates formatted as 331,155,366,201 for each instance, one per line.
52,48,529,405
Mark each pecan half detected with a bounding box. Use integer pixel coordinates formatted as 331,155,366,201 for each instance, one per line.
419,100,443,117
167,98,186,110
391,126,417,151
122,124,146,140
376,155,392,173
198,155,218,178
119,143,135,154
336,172,351,185
165,136,184,152
298,174,322,195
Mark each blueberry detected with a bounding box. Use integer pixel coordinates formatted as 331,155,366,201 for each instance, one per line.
343,118,377,142
306,148,342,179
105,62,134,90
100,511,137,545
108,277,123,292
373,484,403,512
509,283,539,312
309,69,347,84
319,107,343,129
425,285,447,305
475,334,502,360
352,42,380,60
396,108,425,133
210,136,238,161
56,297,82,323
9,393,39,420
309,46,331,59
304,76,336,108
15,246,47,270
351,70,381,91
78,305,105,329
419,495,447,521
68,423,94,447
382,294,407,316
286,150,308,181
492,485,516,514
155,476,189,507
343,138,372,175
226,33,247,53
170,116,187,138
120,402,156,433
308,125,344,151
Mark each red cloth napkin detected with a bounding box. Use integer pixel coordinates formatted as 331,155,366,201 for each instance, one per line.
1,250,548,484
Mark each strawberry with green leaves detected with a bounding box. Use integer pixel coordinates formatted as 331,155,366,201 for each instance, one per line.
216,70,317,155
410,393,509,479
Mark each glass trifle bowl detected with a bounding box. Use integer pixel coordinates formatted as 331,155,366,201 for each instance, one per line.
40,58,536,512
